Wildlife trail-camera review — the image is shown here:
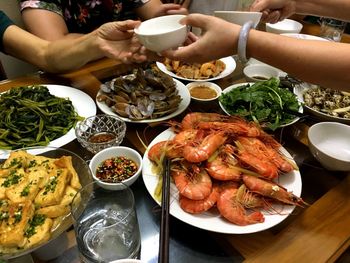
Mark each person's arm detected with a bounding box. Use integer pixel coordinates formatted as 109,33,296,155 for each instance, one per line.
246,30,350,90
21,8,82,40
3,20,145,73
135,0,188,20
162,14,350,91
250,0,350,22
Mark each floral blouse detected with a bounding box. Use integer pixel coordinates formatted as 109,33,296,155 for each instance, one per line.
20,0,149,34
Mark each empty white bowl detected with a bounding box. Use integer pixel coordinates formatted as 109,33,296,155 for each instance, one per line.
89,146,143,190
135,15,187,52
186,82,222,102
243,64,280,82
308,122,350,171
214,11,262,28
266,19,303,34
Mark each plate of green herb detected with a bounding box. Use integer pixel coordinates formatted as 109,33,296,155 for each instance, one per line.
219,78,302,130
0,85,96,153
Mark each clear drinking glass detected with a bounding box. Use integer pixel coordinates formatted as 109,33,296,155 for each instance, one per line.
319,18,347,42
71,181,141,262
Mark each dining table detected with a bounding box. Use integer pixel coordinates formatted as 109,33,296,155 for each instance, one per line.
1,19,350,263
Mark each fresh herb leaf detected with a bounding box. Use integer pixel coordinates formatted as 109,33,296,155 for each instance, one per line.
219,78,300,130
24,214,46,237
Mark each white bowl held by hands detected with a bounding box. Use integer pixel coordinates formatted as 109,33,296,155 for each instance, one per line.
266,19,303,34
243,64,280,82
89,146,143,190
308,122,350,171
214,11,262,28
135,15,187,52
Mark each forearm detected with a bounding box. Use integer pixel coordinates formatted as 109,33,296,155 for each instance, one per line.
3,25,103,73
295,0,350,21
44,31,104,73
3,25,49,70
247,30,350,91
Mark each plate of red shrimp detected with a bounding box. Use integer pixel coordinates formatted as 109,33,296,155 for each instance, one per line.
142,112,305,234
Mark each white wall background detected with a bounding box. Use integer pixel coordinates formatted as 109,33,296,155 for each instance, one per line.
1,2,38,79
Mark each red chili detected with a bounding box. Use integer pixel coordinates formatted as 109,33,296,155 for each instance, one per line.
96,156,138,183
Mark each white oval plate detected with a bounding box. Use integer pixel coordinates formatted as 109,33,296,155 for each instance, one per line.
0,85,96,155
142,128,302,234
156,56,236,82
219,82,303,128
294,82,350,124
96,79,190,123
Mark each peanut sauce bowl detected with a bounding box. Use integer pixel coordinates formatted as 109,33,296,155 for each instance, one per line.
186,81,222,102
89,146,143,190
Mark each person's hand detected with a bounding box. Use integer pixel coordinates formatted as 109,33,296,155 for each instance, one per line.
161,14,240,63
250,0,297,23
95,20,147,63
153,3,188,17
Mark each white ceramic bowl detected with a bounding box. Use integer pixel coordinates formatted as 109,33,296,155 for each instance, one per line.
266,19,303,34
243,64,280,82
186,81,222,102
135,15,187,52
89,146,143,190
308,122,350,171
214,11,262,28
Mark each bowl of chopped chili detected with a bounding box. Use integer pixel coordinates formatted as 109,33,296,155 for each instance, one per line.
89,146,142,190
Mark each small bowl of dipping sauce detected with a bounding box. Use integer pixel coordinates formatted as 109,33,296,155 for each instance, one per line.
75,114,126,154
89,146,143,190
243,64,280,82
186,82,222,102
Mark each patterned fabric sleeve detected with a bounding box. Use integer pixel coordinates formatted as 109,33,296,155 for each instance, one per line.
20,0,63,17
0,10,15,52
18,0,151,33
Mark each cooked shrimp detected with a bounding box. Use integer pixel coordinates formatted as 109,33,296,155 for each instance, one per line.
237,137,294,174
234,141,279,179
217,183,265,226
148,140,183,163
181,112,228,130
171,164,212,200
200,62,216,77
242,175,308,207
173,129,205,144
179,184,220,214
236,184,268,209
197,117,262,138
206,145,241,181
183,132,227,163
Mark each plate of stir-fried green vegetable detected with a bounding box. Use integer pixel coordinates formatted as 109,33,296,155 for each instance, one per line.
219,78,302,130
0,85,96,153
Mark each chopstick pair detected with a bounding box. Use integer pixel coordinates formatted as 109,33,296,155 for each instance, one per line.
158,158,171,263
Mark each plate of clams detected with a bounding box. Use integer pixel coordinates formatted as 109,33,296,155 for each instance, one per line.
96,65,191,123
